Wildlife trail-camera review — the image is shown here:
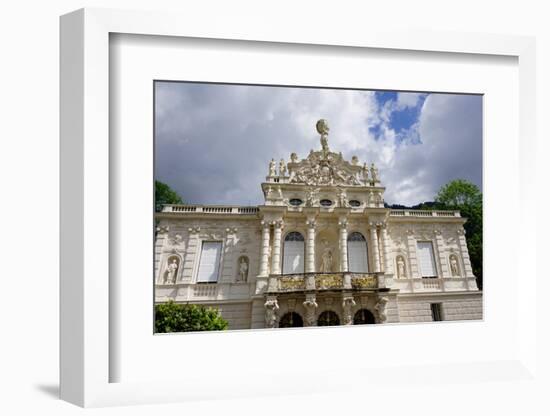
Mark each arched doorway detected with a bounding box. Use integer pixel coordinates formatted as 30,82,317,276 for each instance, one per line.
279,312,304,328
353,309,375,325
317,310,340,326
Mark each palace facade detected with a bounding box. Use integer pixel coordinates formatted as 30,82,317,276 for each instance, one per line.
154,120,482,329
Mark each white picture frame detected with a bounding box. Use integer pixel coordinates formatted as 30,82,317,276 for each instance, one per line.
60,7,537,408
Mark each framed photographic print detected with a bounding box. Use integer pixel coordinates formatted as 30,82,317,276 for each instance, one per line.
60,7,537,408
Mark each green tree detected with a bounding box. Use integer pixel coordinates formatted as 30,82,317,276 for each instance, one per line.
435,179,483,289
155,180,183,212
154,300,228,333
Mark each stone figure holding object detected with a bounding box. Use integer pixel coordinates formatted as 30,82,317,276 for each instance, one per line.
165,258,178,284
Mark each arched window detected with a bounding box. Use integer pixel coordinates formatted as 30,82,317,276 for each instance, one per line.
279,312,304,328
353,309,375,325
317,310,340,326
283,232,305,274
347,232,369,273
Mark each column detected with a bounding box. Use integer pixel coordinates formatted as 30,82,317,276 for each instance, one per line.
271,220,284,275
370,224,381,273
433,229,449,278
338,218,348,272
457,228,474,277
259,221,271,277
306,218,316,273
406,229,420,278
380,224,392,274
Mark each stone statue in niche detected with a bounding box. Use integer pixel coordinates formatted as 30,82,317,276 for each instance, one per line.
450,255,460,276
164,257,179,284
269,158,277,176
279,159,287,177
396,256,406,278
237,256,249,282
319,242,333,273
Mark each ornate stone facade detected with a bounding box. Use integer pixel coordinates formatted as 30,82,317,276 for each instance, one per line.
155,120,482,329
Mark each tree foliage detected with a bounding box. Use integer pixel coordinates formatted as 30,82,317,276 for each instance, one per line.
435,179,483,289
155,180,183,212
154,300,228,333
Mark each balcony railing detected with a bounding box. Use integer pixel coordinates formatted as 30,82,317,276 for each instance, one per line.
267,272,382,293
161,205,260,215
389,209,461,218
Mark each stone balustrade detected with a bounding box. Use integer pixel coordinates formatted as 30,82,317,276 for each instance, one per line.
390,209,461,218
162,205,260,215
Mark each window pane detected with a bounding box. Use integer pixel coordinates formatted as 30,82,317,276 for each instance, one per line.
347,238,368,272
417,241,437,277
283,240,304,274
196,241,222,282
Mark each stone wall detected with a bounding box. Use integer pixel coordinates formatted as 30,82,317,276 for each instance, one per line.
397,293,482,322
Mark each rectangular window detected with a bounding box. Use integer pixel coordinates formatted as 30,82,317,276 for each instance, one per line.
347,241,369,273
430,303,443,321
196,241,222,283
417,241,437,278
282,240,304,274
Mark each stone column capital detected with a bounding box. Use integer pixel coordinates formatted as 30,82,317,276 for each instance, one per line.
306,219,317,229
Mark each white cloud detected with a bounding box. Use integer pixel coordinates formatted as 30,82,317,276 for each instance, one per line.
155,83,481,207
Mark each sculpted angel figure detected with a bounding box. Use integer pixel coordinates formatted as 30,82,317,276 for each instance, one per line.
290,152,298,163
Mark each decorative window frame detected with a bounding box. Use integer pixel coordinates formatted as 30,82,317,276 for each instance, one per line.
60,7,537,408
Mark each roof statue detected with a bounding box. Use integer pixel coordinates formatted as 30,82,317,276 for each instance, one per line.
281,119,379,187
316,118,330,155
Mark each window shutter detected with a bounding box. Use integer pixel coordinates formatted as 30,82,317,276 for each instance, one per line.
347,241,369,272
196,241,222,282
417,241,437,277
282,240,304,274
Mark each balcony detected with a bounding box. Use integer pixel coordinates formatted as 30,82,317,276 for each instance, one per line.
266,272,387,294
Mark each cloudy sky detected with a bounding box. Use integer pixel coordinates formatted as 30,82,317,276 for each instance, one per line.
155,82,482,207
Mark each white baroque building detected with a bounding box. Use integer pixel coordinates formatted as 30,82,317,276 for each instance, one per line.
155,120,482,329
